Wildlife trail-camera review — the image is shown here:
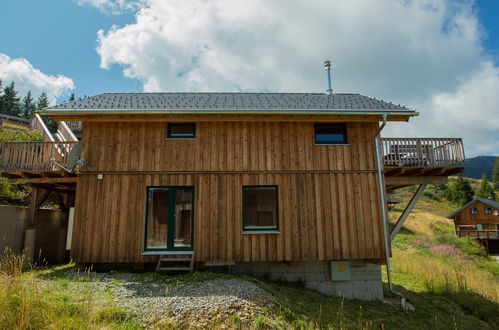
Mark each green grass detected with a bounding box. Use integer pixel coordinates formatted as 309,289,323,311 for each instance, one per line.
387,185,499,328
0,252,142,330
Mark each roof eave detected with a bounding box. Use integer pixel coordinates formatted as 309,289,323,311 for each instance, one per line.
41,109,419,117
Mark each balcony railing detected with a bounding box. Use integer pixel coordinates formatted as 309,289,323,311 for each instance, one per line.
457,230,499,239
381,138,465,168
0,141,78,172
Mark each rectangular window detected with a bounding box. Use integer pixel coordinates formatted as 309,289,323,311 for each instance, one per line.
144,186,194,251
314,123,347,145
167,123,195,138
242,186,278,232
471,207,478,215
485,208,491,215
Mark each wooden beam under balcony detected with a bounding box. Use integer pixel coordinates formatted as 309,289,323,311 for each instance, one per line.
8,177,77,184
385,176,448,186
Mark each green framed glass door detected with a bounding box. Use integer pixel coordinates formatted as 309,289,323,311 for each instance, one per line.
145,186,194,251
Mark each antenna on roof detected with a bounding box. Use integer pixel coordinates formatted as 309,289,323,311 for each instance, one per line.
324,60,333,95
50,143,91,173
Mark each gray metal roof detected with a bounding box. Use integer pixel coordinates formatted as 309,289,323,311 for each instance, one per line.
447,198,499,219
44,93,416,115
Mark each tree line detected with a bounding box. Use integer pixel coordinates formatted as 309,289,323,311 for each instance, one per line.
443,158,499,206
0,79,75,120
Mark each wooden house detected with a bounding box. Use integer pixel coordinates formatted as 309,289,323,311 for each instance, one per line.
0,92,465,301
448,198,499,254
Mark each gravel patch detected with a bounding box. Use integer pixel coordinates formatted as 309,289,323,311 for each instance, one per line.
65,272,272,327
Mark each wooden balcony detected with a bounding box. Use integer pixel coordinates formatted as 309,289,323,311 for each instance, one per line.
457,230,499,240
0,141,78,172
381,138,464,191
382,138,464,168
0,141,78,192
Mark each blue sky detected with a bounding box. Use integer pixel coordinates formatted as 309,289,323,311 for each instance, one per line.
0,0,497,156
0,0,140,98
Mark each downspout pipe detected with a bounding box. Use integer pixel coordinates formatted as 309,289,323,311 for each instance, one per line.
374,113,407,309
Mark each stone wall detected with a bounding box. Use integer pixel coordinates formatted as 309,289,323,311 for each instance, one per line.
231,260,383,301
0,205,66,263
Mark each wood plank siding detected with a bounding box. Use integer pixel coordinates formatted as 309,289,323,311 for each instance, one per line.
453,200,498,226
81,122,379,172
72,121,386,263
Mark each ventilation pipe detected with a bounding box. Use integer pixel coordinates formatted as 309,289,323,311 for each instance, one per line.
324,60,333,95
374,113,407,310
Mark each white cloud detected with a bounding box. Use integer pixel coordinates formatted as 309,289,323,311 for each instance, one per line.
93,0,497,156
77,0,144,15
0,54,74,105
385,61,499,157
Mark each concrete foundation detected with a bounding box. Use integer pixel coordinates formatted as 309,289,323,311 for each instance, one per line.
232,260,383,301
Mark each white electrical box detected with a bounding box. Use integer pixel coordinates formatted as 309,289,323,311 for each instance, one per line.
331,261,351,281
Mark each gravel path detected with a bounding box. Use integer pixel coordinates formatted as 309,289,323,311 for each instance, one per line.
66,272,272,327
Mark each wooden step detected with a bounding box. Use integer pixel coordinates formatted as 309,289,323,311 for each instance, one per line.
157,258,192,262
155,251,195,273
157,267,191,271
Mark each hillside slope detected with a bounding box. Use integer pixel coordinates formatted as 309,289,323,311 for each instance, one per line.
464,156,497,180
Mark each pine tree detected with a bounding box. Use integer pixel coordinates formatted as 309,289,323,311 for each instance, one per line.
68,93,75,102
36,92,49,111
21,91,36,119
476,174,496,200
2,81,21,116
445,176,474,206
493,157,499,191
36,92,57,134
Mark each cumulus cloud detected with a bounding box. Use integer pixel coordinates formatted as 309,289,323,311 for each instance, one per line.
92,0,497,156
0,54,74,105
385,61,499,157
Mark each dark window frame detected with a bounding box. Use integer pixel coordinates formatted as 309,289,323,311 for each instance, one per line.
485,207,492,215
167,123,196,139
470,207,478,215
143,186,195,252
242,185,279,232
314,123,348,145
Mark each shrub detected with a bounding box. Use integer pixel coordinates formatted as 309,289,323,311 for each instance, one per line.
435,234,486,257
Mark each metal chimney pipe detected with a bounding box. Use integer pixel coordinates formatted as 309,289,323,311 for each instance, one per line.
324,60,333,95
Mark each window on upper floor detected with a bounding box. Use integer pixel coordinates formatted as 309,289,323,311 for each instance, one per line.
314,123,348,145
485,207,492,215
242,186,278,232
167,123,195,139
470,207,478,215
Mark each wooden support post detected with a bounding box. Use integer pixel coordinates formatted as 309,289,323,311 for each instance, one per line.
389,183,427,242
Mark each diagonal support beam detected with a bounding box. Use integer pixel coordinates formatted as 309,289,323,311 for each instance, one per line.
389,183,427,242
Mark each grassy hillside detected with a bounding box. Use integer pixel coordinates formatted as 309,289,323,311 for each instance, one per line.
464,156,496,180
